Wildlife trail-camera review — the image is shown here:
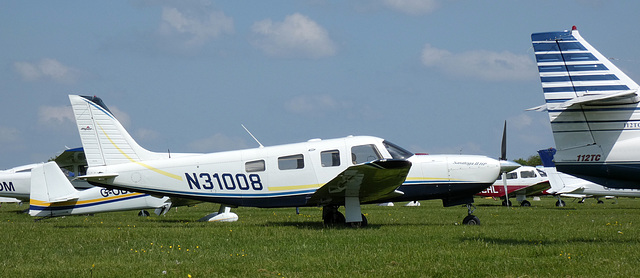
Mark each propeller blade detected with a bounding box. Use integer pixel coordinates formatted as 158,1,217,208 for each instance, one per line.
500,120,507,161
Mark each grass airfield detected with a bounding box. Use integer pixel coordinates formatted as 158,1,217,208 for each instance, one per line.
1,197,639,277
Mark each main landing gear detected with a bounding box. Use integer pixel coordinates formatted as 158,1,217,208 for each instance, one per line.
322,205,368,228
462,204,480,225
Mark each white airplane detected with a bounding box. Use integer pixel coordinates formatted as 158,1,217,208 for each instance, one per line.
530,26,640,190
29,161,174,218
68,95,519,226
538,148,640,205
0,163,36,202
476,165,550,207
0,148,197,219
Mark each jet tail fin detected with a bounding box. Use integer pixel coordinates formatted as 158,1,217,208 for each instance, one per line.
69,95,164,167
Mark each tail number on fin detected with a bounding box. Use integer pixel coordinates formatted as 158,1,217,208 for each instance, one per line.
577,154,601,162
185,173,263,191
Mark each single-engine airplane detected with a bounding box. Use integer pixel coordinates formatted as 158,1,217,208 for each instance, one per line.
476,165,550,207
530,26,640,190
538,148,640,205
29,161,175,218
69,95,519,226
0,148,197,219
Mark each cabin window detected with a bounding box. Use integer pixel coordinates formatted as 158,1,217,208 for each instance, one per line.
383,140,413,159
351,144,382,165
520,170,536,178
497,172,518,180
321,150,341,167
536,169,547,177
245,160,265,172
278,154,304,170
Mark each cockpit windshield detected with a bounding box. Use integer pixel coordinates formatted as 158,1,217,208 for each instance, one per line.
383,140,414,159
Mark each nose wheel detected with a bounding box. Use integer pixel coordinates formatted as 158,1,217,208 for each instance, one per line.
462,204,480,225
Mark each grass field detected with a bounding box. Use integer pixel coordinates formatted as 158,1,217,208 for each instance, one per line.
1,196,639,277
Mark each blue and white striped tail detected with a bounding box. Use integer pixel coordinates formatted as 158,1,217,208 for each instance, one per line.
530,26,640,187
531,26,639,113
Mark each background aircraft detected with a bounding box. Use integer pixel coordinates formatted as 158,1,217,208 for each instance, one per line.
538,148,640,205
69,95,518,226
530,26,640,189
30,162,174,218
0,148,198,219
476,165,549,207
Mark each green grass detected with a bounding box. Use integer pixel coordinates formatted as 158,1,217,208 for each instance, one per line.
1,197,639,277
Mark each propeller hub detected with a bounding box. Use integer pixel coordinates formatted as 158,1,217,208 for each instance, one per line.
499,160,521,173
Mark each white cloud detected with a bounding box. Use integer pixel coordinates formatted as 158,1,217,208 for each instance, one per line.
251,13,336,59
284,94,343,115
382,0,439,15
158,6,234,48
38,106,74,125
14,59,79,83
187,133,249,152
108,106,131,128
0,126,20,144
135,128,160,141
420,44,537,81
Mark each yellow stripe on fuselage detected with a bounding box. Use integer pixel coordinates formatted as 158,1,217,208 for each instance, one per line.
97,124,183,181
268,184,321,191
30,193,145,207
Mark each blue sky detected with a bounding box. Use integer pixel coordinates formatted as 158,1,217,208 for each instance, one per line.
2,0,640,169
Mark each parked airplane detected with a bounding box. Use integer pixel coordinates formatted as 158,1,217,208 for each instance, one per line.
30,161,174,218
69,95,519,226
0,164,36,202
530,26,640,189
0,148,198,219
476,165,550,207
538,148,640,205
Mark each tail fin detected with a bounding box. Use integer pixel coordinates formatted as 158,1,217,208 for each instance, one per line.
530,27,640,174
69,95,162,167
537,148,556,168
29,162,79,216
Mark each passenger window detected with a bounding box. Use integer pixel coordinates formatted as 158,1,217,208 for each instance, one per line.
520,170,536,178
321,150,340,167
351,144,382,165
278,154,304,170
245,160,265,172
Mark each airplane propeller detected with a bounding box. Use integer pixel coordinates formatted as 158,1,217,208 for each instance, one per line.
498,120,521,207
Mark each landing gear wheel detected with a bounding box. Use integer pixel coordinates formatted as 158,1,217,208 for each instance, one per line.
502,199,512,206
463,215,480,225
597,200,604,204
322,206,345,226
555,200,566,207
346,214,368,228
520,200,531,207
138,210,150,217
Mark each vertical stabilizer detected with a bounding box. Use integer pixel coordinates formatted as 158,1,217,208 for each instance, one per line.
531,27,640,185
69,95,162,167
29,162,80,216
532,26,640,151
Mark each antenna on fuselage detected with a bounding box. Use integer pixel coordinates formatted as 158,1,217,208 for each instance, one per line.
241,124,264,148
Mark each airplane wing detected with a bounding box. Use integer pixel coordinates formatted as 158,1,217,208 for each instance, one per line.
510,181,551,197
307,159,411,206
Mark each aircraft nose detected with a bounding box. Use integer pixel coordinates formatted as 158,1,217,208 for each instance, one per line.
500,160,521,173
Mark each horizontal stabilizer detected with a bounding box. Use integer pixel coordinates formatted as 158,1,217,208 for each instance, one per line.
78,173,119,181
528,90,638,112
